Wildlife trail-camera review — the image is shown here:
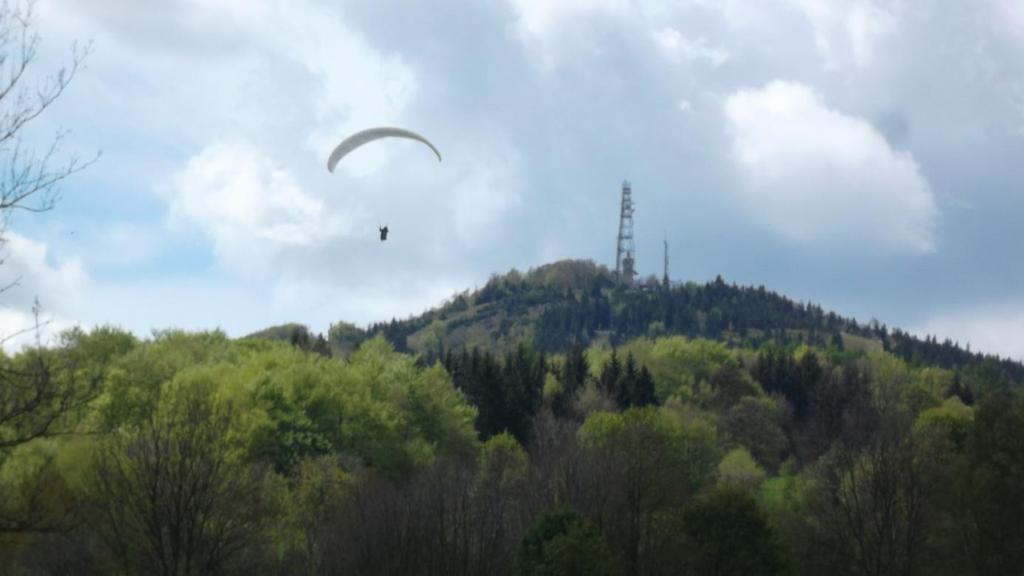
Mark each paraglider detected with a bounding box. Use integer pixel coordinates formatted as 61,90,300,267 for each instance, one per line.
327,127,442,173
327,127,441,242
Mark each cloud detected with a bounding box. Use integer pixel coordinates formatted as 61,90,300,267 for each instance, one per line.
270,271,469,327
651,27,729,68
505,0,732,70
996,0,1024,39
11,0,1024,347
786,0,898,68
37,0,418,175
450,150,523,245
166,141,346,275
916,303,1024,362
507,0,627,35
506,0,632,70
724,80,937,253
0,233,88,349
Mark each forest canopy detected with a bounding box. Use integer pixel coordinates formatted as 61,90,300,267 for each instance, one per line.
0,319,1020,575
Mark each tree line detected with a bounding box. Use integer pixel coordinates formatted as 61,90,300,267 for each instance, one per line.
0,327,1021,575
353,261,1024,385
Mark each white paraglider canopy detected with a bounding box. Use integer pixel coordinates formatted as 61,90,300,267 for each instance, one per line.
327,127,442,173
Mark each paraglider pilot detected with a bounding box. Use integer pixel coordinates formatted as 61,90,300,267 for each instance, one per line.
379,225,389,241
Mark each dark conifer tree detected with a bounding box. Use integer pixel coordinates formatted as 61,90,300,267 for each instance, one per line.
599,349,622,398
311,333,331,358
947,369,974,406
499,343,544,444
616,353,640,408
562,344,589,395
555,344,589,418
831,330,844,350
794,351,821,422
633,365,657,408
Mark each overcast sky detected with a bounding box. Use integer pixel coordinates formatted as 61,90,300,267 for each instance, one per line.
2,0,1023,359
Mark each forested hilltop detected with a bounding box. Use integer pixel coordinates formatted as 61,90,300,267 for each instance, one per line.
0,261,1022,574
331,259,1022,383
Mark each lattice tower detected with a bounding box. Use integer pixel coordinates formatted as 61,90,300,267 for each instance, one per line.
615,180,636,284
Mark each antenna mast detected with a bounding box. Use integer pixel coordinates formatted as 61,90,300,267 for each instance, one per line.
663,234,669,287
615,180,636,284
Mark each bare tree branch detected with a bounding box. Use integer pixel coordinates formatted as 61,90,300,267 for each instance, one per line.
0,0,98,241
0,0,96,539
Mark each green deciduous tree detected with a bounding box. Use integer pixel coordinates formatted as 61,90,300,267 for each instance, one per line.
794,408,928,576
959,391,1024,575
717,447,767,492
682,487,787,576
84,379,278,575
578,407,717,576
721,395,790,473
517,506,620,576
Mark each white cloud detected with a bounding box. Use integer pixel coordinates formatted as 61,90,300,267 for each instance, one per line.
916,303,1024,362
271,272,469,328
11,0,1024,348
846,3,897,66
0,233,88,349
167,141,346,275
506,0,632,69
507,0,629,39
786,0,898,68
451,151,523,245
37,0,417,176
724,80,937,252
80,275,276,337
506,0,728,70
1011,83,1024,136
652,27,729,68
996,0,1024,39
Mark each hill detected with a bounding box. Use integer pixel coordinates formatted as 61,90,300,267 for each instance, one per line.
246,322,330,355
3,262,1022,573
330,259,1022,382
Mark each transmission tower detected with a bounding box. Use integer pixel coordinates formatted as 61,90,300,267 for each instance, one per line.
615,180,636,284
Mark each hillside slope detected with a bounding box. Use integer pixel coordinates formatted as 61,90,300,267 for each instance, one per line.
318,260,1022,382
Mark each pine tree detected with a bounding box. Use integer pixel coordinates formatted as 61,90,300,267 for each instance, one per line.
555,344,589,417
311,333,331,357
599,349,622,398
794,351,821,423
634,365,657,407
947,369,974,406
616,353,639,408
831,330,844,350
500,343,544,443
562,344,589,395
